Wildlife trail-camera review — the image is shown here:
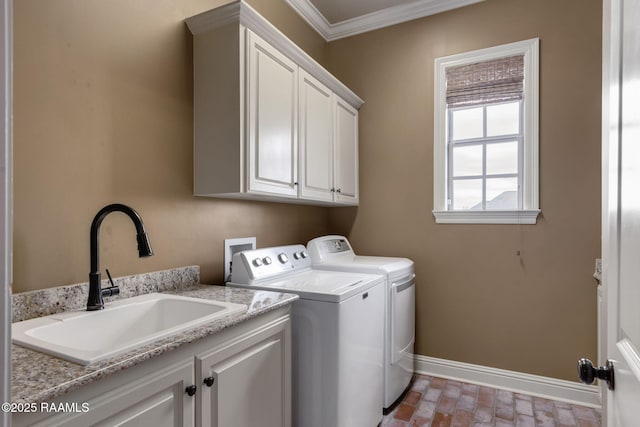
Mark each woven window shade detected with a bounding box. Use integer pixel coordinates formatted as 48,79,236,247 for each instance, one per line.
446,54,524,107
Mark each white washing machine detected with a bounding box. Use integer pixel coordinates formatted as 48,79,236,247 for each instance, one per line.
307,235,415,409
228,244,384,427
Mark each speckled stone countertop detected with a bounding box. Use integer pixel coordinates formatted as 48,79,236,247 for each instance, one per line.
11,266,298,405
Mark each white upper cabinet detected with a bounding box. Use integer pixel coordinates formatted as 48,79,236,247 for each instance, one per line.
299,70,359,205
247,31,298,198
186,0,363,206
334,97,359,204
299,69,334,202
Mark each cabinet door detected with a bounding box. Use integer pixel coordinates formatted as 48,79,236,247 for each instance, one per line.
246,29,298,197
299,69,334,202
197,321,290,427
92,360,195,427
15,359,195,427
334,96,359,204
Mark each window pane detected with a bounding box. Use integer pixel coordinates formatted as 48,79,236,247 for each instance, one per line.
452,145,482,177
486,177,518,210
486,141,518,175
486,102,519,136
452,179,482,210
452,107,483,140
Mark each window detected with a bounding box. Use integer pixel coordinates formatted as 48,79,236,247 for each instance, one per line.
433,39,540,224
449,101,522,210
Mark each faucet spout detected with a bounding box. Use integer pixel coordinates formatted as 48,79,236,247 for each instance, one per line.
87,204,154,311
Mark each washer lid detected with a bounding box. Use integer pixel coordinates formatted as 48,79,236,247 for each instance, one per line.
229,270,384,303
313,255,414,282
307,235,414,281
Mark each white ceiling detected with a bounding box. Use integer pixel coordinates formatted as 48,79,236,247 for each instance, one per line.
285,0,485,41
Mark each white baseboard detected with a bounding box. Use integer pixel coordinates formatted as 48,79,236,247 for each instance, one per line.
414,354,601,408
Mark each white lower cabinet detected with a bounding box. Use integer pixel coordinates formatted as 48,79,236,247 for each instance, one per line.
14,359,195,427
196,319,290,427
87,361,194,427
13,307,291,427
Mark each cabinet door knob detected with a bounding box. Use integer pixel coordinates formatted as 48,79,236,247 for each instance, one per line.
294,182,299,186
185,384,197,396
336,188,341,193
330,188,336,192
203,376,215,387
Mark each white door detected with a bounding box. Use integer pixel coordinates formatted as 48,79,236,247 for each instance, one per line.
299,69,334,202
601,0,640,424
246,29,298,198
334,97,359,204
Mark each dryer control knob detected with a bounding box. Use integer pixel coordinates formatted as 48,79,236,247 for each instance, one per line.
300,251,309,259
278,253,289,264
253,258,263,267
263,256,273,265
293,252,301,260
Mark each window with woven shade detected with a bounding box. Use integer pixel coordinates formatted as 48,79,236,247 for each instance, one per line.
433,39,540,224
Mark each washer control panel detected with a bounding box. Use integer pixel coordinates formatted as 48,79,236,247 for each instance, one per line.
230,244,311,283
307,235,354,262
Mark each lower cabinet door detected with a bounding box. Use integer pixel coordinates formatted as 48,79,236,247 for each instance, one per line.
14,358,195,427
89,360,195,427
196,322,290,427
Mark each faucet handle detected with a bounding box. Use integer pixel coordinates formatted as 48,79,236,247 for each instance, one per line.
102,269,120,298
106,269,116,287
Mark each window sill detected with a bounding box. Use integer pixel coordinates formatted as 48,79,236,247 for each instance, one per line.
432,209,541,224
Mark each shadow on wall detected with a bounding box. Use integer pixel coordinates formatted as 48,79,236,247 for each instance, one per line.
329,207,358,236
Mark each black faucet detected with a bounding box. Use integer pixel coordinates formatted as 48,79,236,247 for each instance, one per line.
87,203,154,311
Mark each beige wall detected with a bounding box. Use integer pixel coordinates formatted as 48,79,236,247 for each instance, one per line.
13,0,602,382
326,0,602,381
12,0,330,292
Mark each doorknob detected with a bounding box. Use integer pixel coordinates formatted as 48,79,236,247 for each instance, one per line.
577,358,615,390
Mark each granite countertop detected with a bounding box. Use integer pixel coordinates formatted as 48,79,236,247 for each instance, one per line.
11,267,298,405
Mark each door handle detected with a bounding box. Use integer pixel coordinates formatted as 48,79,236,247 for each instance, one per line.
577,358,615,390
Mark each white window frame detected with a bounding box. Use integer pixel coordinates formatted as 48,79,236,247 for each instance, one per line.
433,38,540,224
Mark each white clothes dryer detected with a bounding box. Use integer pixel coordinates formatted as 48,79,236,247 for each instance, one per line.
228,244,384,427
307,235,415,409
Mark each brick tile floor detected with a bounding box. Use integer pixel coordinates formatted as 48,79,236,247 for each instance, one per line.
381,374,601,427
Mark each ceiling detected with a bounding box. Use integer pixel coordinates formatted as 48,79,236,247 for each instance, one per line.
285,0,485,41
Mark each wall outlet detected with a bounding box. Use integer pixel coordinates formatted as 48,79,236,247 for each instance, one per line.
224,237,256,283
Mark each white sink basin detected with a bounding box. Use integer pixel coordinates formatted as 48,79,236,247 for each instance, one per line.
12,293,247,365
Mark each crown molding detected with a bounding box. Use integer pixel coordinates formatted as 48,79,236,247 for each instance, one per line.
285,0,484,41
